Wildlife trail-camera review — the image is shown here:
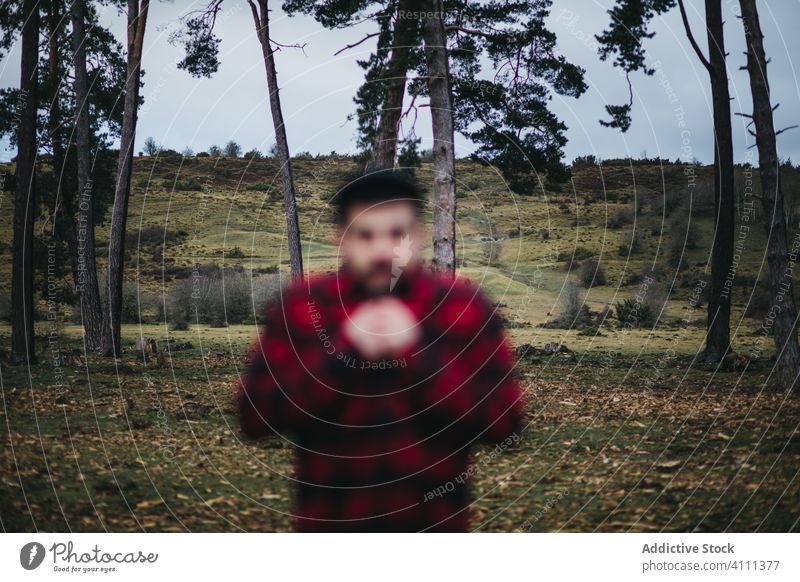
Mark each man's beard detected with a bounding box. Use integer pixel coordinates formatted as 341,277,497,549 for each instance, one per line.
358,260,394,296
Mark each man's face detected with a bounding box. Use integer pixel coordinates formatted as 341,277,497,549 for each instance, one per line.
338,200,423,295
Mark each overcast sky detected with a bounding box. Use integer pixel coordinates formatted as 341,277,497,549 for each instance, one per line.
1,0,799,166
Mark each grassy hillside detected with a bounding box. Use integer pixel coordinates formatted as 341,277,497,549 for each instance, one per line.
1,154,799,533
3,153,800,356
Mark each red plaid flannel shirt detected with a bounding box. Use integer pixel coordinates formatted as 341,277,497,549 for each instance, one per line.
237,262,524,531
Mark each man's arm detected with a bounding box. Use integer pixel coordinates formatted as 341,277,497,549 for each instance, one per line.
413,283,526,444
237,289,360,439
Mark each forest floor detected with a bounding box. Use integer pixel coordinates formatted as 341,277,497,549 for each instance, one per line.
1,323,797,532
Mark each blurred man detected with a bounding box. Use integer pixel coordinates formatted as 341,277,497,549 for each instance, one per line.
238,171,524,532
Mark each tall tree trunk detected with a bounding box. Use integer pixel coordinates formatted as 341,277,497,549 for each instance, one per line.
71,0,105,350
421,0,456,275
249,0,303,279
11,0,39,364
100,0,149,356
366,0,416,172
739,0,800,390
703,0,735,362
47,0,82,296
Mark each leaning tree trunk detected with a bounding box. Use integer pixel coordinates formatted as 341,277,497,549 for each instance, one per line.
250,0,303,279
703,0,735,362
71,0,105,350
421,0,456,275
366,0,416,172
10,0,39,364
739,0,800,390
100,0,149,356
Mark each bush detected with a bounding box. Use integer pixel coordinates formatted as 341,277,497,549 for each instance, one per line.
641,217,663,237
559,282,582,321
615,298,654,328
549,281,592,328
224,140,242,158
558,245,594,271
161,268,283,327
173,178,203,191
668,210,699,248
667,211,699,269
121,282,158,324
483,237,504,266
577,258,607,288
618,227,643,256
143,136,161,156
227,245,246,258
608,207,634,229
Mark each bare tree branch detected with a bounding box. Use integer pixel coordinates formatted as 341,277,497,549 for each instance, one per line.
334,31,381,56
677,0,711,71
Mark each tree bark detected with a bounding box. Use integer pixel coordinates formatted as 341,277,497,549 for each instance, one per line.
702,0,735,362
739,0,800,390
421,0,456,275
11,0,39,364
249,0,304,280
100,0,149,356
47,0,82,298
71,0,105,350
366,0,416,172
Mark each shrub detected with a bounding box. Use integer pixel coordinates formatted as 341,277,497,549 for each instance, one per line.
227,245,246,258
173,178,203,191
608,207,634,229
558,282,582,322
549,281,592,327
120,282,159,324
143,136,161,156
162,268,283,327
557,245,593,264
615,298,654,328
668,210,699,248
224,140,242,158
482,237,504,266
618,227,642,256
667,211,698,269
577,258,607,288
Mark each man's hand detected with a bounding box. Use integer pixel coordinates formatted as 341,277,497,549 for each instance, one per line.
342,296,421,360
